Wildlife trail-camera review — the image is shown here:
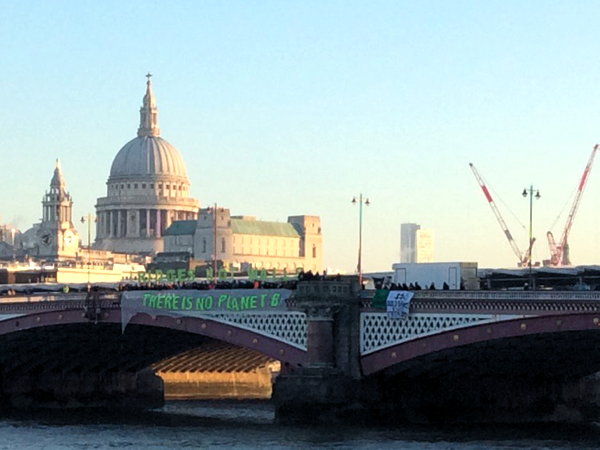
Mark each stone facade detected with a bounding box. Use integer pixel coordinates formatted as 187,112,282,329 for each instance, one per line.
164,208,323,273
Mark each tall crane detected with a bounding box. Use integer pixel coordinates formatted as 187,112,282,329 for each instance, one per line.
469,163,531,267
546,144,598,266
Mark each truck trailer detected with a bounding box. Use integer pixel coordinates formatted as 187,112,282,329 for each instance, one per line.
391,262,479,290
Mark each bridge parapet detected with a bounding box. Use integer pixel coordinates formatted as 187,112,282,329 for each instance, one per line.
295,279,358,299
0,294,120,314
361,290,600,315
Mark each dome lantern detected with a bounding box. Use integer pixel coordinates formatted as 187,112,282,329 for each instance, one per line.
137,72,160,138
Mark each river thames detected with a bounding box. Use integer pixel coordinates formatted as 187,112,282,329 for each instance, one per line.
1,400,600,449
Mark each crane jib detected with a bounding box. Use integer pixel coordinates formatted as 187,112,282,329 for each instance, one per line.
578,168,589,191
550,144,598,266
470,161,525,264
481,186,493,203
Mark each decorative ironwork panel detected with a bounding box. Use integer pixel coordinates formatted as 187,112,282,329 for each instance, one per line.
360,312,517,355
207,312,307,350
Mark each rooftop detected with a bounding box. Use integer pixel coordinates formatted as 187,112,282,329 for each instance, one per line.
231,219,299,238
164,220,196,236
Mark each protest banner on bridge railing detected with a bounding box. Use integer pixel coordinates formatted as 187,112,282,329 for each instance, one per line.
121,289,292,330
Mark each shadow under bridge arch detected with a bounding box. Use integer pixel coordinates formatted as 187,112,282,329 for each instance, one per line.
361,312,600,378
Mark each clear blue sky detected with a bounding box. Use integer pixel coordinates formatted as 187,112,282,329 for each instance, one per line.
2,0,600,272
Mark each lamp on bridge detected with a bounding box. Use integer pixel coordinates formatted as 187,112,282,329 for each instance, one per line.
80,214,97,290
522,186,540,289
352,194,370,288
10,228,16,262
208,203,224,283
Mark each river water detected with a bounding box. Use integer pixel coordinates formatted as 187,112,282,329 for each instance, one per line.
1,400,600,449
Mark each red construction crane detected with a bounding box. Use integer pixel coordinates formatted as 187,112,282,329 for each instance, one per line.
546,144,598,266
469,163,530,267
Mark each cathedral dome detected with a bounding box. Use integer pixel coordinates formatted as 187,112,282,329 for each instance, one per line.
107,74,190,182
109,135,188,181
95,75,199,256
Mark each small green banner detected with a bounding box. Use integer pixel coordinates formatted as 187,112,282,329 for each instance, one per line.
372,289,389,309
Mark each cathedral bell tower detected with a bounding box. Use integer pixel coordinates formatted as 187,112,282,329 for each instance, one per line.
37,160,80,259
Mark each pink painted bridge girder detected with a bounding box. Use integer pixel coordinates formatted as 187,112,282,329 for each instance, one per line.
0,308,307,367
360,312,600,376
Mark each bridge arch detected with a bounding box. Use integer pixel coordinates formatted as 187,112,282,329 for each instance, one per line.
361,312,600,376
125,310,307,367
0,308,307,372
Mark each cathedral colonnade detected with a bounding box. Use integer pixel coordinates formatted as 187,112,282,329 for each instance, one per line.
97,209,197,239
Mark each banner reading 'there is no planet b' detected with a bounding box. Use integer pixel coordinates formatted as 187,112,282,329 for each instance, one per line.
121,289,292,330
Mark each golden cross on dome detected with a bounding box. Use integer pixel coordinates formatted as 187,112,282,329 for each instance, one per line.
146,72,152,81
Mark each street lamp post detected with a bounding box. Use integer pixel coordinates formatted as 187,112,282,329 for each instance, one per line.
80,214,95,289
352,194,370,287
212,204,217,282
522,186,540,289
10,228,16,262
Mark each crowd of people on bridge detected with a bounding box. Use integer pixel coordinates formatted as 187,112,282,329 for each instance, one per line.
115,270,339,291
0,273,320,297
0,279,299,297
0,269,350,297
117,278,299,291
379,281,459,291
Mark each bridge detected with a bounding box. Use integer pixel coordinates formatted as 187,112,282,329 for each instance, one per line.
1,280,600,423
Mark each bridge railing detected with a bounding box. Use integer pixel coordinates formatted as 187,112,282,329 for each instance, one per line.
360,289,600,315
0,292,120,314
5,287,600,316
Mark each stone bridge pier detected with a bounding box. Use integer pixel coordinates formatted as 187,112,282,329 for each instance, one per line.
272,279,367,423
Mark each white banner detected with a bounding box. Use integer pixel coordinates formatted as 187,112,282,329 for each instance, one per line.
386,290,414,319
